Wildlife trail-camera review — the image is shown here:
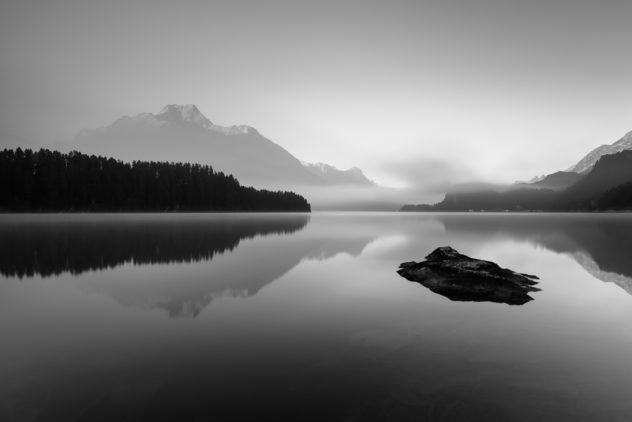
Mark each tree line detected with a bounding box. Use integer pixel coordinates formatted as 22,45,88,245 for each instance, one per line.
0,148,311,212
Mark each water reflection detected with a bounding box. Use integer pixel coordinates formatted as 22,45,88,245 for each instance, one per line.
0,214,380,318
0,213,310,278
88,219,375,318
435,213,632,295
2,213,632,421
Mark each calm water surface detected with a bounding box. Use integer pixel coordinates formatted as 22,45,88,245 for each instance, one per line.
1,212,632,421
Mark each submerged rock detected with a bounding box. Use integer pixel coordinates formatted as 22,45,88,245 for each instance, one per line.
397,247,540,305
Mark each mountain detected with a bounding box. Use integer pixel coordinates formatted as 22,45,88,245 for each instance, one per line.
302,162,375,186
69,104,372,190
403,128,632,212
517,130,632,191
402,150,632,212
567,130,632,174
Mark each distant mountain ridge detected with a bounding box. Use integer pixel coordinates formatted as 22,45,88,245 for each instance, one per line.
402,148,632,212
303,162,375,186
515,130,632,193
71,104,374,189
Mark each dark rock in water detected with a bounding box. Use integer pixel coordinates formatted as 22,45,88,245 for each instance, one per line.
397,247,540,305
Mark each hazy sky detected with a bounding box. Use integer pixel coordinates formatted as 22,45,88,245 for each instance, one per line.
1,0,631,188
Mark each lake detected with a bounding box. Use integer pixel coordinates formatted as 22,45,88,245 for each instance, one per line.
1,212,632,421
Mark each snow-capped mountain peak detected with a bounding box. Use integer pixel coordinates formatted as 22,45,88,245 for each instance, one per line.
81,104,258,137
71,104,376,192
153,104,256,135
156,104,214,129
567,130,632,174
614,130,632,147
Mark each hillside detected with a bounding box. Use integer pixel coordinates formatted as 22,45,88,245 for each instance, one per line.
598,182,632,210
561,150,632,209
526,171,583,191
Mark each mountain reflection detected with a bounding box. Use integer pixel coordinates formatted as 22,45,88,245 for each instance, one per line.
0,214,379,318
90,219,375,318
436,214,632,295
0,214,310,278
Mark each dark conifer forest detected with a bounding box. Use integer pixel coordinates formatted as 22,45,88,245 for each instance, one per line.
0,148,311,212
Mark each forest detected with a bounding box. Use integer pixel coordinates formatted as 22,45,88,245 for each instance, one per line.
0,148,311,212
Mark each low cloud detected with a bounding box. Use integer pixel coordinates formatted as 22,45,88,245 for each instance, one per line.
378,156,481,204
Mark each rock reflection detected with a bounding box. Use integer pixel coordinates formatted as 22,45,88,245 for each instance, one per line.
437,214,632,295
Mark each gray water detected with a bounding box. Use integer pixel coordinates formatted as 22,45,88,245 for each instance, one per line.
1,212,632,422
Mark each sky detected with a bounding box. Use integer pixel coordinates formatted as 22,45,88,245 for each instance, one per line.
1,0,631,190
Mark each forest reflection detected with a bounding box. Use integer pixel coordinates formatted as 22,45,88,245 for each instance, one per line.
0,214,310,278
